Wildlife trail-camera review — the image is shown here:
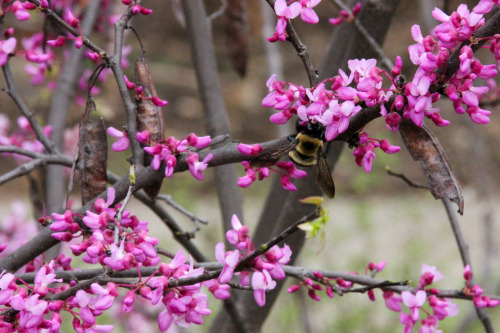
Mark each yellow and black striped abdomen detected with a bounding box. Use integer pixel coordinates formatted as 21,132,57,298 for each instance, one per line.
288,133,323,167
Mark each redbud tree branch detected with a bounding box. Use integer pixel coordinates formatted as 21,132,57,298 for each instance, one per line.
442,198,494,333
107,172,209,262
0,155,71,186
388,169,494,332
265,0,318,86
13,264,500,302
235,208,320,271
330,0,394,70
26,0,107,56
111,8,144,167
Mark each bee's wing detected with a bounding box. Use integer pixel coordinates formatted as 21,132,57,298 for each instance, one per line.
316,147,335,198
250,137,298,168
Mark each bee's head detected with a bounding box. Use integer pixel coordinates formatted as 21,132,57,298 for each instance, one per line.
296,118,325,139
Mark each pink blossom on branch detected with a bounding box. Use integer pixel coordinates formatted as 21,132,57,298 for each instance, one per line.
107,127,130,152
0,37,17,67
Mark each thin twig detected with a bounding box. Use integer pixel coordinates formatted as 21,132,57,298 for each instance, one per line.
264,0,318,87
111,8,143,166
385,168,429,189
208,0,228,21
115,175,135,225
26,0,107,57
157,194,209,225
13,265,500,302
329,0,393,70
107,172,209,262
0,155,73,186
441,198,494,333
1,63,56,154
283,265,500,301
236,209,320,271
0,146,55,159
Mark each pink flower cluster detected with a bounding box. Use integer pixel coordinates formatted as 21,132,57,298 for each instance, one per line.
328,2,362,26
462,265,500,308
50,187,160,270
391,264,458,332
0,260,116,332
49,187,243,331
237,157,307,192
107,125,213,181
47,9,84,49
215,215,291,307
121,0,153,15
3,1,138,97
268,0,322,42
288,261,385,301
144,133,213,181
0,116,52,162
407,3,498,127
262,60,401,173
353,133,400,173
45,0,152,50
21,32,55,85
259,2,500,187
121,250,216,331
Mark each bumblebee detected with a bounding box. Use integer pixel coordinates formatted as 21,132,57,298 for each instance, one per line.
251,120,335,198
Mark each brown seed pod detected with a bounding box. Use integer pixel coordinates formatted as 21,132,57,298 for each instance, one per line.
79,98,108,205
135,54,165,200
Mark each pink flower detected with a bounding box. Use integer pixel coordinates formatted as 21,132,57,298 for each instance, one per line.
225,214,251,251
186,152,213,181
280,174,297,191
399,312,416,333
379,139,400,154
463,265,473,284
152,96,168,106
367,261,386,273
12,1,30,21
165,154,177,178
65,9,80,27
0,37,16,66
237,143,263,156
102,239,134,271
402,290,426,321
186,133,211,149
33,261,62,296
203,279,230,300
418,264,444,289
107,127,130,152
383,291,403,312
473,0,498,14
298,0,321,24
252,270,277,307
428,295,459,319
215,243,240,283
0,272,15,305
268,0,301,42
